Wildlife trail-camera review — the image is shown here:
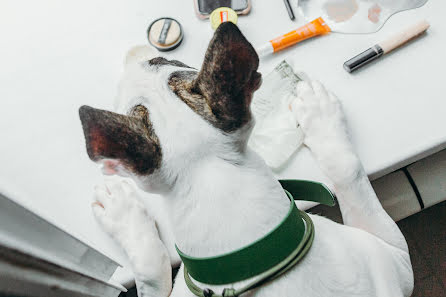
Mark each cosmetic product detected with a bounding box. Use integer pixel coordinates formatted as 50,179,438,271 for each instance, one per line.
147,18,183,52
210,7,238,30
256,17,331,56
249,61,304,170
255,0,428,56
283,0,295,20
344,20,430,73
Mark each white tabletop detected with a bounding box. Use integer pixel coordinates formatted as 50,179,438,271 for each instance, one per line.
0,0,444,286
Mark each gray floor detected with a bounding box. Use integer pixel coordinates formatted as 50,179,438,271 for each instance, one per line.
119,201,446,297
309,200,446,297
398,201,446,296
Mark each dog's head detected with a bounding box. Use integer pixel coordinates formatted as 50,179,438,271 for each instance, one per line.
79,22,261,192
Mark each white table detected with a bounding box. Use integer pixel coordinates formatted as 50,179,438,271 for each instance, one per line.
0,0,444,288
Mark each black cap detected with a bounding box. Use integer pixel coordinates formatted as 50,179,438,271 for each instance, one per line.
344,45,384,73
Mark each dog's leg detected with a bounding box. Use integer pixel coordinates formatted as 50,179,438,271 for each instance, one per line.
92,178,172,297
291,81,408,253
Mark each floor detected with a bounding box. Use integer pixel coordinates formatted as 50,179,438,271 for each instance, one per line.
119,201,446,297
398,202,445,296
307,200,446,297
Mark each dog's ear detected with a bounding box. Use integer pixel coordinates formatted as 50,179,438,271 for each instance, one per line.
78,105,161,175
193,22,261,132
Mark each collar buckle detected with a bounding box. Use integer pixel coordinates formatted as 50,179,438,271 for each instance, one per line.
222,288,237,296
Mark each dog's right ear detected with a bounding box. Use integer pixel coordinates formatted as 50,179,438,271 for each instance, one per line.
193,22,261,132
78,105,162,176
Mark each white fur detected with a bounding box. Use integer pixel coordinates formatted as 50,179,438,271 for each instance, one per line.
91,46,413,297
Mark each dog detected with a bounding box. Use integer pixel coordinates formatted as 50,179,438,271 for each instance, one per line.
79,22,414,297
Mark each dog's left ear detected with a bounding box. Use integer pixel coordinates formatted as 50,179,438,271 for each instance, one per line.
78,105,162,176
193,22,261,132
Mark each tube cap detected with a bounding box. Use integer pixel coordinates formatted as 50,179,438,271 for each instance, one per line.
210,7,238,30
343,45,383,73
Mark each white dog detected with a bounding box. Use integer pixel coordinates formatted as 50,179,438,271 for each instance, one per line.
79,22,414,297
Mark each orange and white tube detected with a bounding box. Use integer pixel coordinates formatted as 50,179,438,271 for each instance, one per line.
256,17,332,56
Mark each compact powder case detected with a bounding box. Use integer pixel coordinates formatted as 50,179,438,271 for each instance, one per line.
147,17,184,52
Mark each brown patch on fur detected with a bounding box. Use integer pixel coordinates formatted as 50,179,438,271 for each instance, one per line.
168,22,261,133
79,105,161,175
148,57,194,70
169,71,222,128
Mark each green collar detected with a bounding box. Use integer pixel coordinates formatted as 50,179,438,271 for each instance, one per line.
176,179,336,294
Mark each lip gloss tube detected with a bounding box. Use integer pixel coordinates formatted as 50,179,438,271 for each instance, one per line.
256,17,332,56
344,20,430,73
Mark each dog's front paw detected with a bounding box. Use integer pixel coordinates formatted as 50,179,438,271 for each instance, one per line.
92,178,159,250
291,81,361,183
291,81,349,149
92,178,172,295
